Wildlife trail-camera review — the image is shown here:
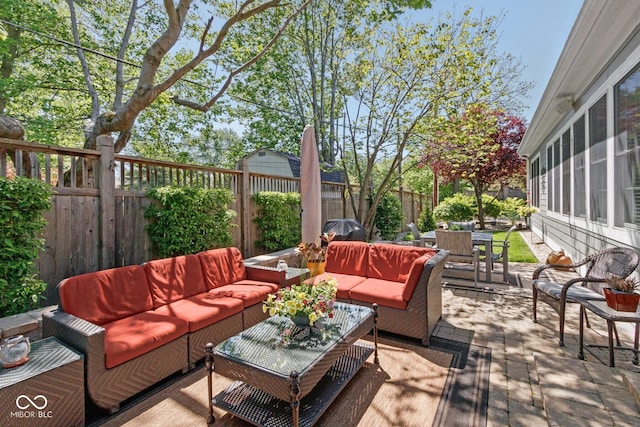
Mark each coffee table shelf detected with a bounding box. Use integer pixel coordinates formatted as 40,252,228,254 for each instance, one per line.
212,342,373,427
206,302,378,427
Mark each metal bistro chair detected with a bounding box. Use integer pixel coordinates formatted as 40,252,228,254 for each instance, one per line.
532,247,640,346
435,230,480,286
479,225,517,283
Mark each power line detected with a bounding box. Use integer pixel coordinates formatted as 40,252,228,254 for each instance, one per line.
0,18,140,68
0,18,373,133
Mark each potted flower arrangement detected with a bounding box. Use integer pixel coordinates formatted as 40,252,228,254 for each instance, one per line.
603,276,640,312
296,232,335,276
262,277,338,327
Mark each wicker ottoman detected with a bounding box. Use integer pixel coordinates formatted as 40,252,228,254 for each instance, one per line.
0,337,84,426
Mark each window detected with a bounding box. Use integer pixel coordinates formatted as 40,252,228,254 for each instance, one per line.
553,139,560,212
573,116,586,218
589,95,607,223
531,158,540,207
547,145,553,210
614,63,640,227
562,130,571,215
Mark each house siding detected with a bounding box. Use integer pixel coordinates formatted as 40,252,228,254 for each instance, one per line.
521,1,640,264
530,213,636,268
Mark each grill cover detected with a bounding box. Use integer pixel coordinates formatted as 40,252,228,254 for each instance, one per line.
322,219,367,243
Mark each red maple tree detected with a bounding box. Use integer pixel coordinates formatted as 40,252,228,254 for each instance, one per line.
421,106,527,229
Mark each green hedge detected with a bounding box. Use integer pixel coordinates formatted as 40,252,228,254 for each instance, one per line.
417,205,436,232
145,186,236,258
433,193,475,222
0,177,52,317
253,192,301,252
372,193,404,240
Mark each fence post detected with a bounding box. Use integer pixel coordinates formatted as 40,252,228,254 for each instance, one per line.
240,159,251,257
97,135,116,270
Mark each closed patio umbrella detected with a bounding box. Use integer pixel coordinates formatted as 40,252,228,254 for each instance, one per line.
300,124,321,245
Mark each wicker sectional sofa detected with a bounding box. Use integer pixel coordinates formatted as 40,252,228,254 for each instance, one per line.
42,247,282,413
312,241,448,345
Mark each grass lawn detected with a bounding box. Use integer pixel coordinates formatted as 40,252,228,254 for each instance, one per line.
491,229,539,263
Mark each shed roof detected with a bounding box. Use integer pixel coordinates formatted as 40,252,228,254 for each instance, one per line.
243,149,343,183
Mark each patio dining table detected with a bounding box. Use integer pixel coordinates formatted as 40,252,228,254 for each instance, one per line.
420,230,495,283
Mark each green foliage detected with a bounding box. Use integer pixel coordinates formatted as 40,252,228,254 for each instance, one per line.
417,205,436,232
145,186,236,258
500,197,527,224
480,194,502,219
1,0,88,145
0,177,52,316
517,205,538,218
253,192,301,252
372,193,404,240
433,194,474,222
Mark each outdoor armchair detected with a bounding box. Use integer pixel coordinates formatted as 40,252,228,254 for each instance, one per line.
532,247,639,346
435,230,480,286
479,225,517,283
407,222,421,240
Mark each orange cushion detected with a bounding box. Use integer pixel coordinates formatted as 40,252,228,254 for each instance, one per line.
368,244,434,283
402,253,435,302
349,278,407,310
58,265,153,325
207,281,279,308
324,241,370,276
312,272,367,300
154,293,243,332
198,248,247,289
103,311,188,368
144,254,207,308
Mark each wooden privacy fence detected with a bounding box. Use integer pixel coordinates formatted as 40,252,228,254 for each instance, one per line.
0,136,429,305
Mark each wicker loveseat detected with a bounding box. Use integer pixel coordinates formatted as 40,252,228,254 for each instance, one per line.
311,241,448,345
42,247,282,413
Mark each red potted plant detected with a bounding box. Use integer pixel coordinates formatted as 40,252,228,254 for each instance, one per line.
603,276,640,312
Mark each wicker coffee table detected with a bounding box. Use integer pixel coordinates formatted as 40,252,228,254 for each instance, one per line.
205,302,378,427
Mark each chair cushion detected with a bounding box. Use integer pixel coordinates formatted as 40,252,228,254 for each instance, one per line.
368,244,433,283
103,311,188,369
207,281,279,308
144,254,207,308
349,278,407,310
311,272,367,300
198,247,247,289
533,280,605,301
402,253,435,302
58,265,153,326
325,241,370,276
154,293,244,332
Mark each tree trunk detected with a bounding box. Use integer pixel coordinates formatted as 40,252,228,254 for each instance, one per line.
0,116,24,139
0,116,33,177
475,188,485,230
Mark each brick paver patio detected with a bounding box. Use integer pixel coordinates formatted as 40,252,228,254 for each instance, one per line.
436,265,640,427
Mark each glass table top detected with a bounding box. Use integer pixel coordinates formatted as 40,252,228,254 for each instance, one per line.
214,302,373,377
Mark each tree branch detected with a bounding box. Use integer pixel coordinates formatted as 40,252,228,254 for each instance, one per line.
170,0,312,112
67,0,101,127
114,0,139,110
199,17,213,53
170,96,208,112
